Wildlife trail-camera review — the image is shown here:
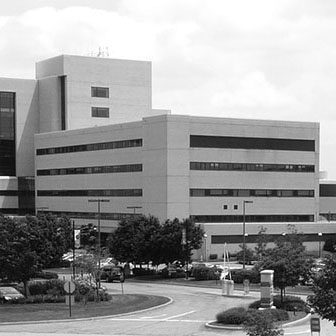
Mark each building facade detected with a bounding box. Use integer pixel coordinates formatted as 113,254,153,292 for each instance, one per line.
1,54,336,255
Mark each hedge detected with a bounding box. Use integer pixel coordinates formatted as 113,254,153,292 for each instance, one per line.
227,268,260,284
249,295,308,312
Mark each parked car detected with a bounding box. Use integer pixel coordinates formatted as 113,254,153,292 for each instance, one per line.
100,265,125,283
0,287,24,303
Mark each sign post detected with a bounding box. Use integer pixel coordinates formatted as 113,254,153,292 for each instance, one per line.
310,317,321,335
64,280,76,317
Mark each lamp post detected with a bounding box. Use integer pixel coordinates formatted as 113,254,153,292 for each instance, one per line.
318,232,323,258
203,234,208,262
243,200,253,269
88,199,110,288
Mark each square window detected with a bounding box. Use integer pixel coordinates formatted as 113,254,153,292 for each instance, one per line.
223,205,228,210
234,205,238,210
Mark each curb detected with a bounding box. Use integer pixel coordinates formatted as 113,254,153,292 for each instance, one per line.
0,295,173,326
205,313,310,330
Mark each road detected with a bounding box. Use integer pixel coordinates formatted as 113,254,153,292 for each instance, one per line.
0,281,334,336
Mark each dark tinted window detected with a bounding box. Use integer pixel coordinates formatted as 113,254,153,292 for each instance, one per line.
37,189,142,197
0,92,15,176
190,135,315,152
91,87,109,98
92,107,109,118
320,184,336,197
36,138,142,156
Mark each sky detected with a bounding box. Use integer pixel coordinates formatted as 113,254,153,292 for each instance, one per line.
1,0,336,178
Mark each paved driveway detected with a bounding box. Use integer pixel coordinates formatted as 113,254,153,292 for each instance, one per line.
0,281,334,336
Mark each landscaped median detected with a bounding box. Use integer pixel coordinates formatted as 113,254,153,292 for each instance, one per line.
0,294,171,323
205,294,310,335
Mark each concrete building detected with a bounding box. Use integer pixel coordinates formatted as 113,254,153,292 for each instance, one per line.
1,54,336,256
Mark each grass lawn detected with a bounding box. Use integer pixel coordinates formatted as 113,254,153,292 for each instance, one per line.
0,294,170,323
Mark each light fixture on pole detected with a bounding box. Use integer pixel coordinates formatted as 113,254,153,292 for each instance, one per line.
318,232,323,258
88,199,110,288
243,200,253,270
203,234,208,262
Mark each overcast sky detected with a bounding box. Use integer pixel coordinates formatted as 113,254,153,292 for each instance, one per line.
1,0,336,178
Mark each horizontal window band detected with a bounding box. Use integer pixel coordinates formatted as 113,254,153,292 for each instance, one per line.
36,138,142,156
211,232,335,244
37,189,142,197
37,210,139,221
190,189,314,197
0,190,18,196
190,162,315,173
37,164,143,176
320,184,336,197
190,135,315,152
191,214,314,223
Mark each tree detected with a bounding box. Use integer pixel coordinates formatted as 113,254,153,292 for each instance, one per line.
108,215,162,264
323,235,336,253
308,254,336,326
236,244,255,265
79,222,98,250
254,225,268,260
256,224,312,304
0,216,38,295
0,213,73,295
107,215,204,266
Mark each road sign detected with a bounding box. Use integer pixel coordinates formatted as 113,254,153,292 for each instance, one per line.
64,280,76,294
310,317,321,332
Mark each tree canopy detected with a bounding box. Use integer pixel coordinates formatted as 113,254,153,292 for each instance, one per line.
308,255,336,326
0,213,72,294
107,215,204,265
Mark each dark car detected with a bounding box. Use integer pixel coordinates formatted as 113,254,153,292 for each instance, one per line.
0,286,24,303
100,265,125,283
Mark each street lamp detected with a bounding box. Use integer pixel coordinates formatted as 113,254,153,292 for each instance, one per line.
318,232,323,258
243,200,253,269
88,199,110,288
203,234,208,262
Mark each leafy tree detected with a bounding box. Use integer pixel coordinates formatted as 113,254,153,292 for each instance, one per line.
79,222,98,250
108,215,204,266
256,224,312,304
243,309,282,336
254,225,268,260
0,214,73,295
108,215,161,264
308,255,336,326
236,244,255,265
0,216,38,295
158,218,204,265
323,235,336,253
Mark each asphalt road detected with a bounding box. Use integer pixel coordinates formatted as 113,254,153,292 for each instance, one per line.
0,281,334,336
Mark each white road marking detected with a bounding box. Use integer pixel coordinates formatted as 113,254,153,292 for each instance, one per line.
140,314,167,319
107,317,207,323
163,310,196,320
284,330,310,335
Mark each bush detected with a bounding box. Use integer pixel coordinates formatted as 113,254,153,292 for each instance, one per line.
161,268,186,279
249,295,308,312
216,307,289,326
28,279,65,296
216,307,247,324
34,271,58,280
228,269,260,284
193,266,221,281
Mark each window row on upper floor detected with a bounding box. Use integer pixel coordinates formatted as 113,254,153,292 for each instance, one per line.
190,188,314,197
37,189,142,197
190,162,315,173
36,138,142,156
37,163,142,176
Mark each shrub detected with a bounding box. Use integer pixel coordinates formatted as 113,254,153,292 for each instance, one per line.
228,269,260,284
132,268,155,276
193,266,221,281
216,307,247,324
28,279,65,296
34,271,58,279
249,295,308,312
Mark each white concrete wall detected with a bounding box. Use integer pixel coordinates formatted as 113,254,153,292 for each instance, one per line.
36,55,153,130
